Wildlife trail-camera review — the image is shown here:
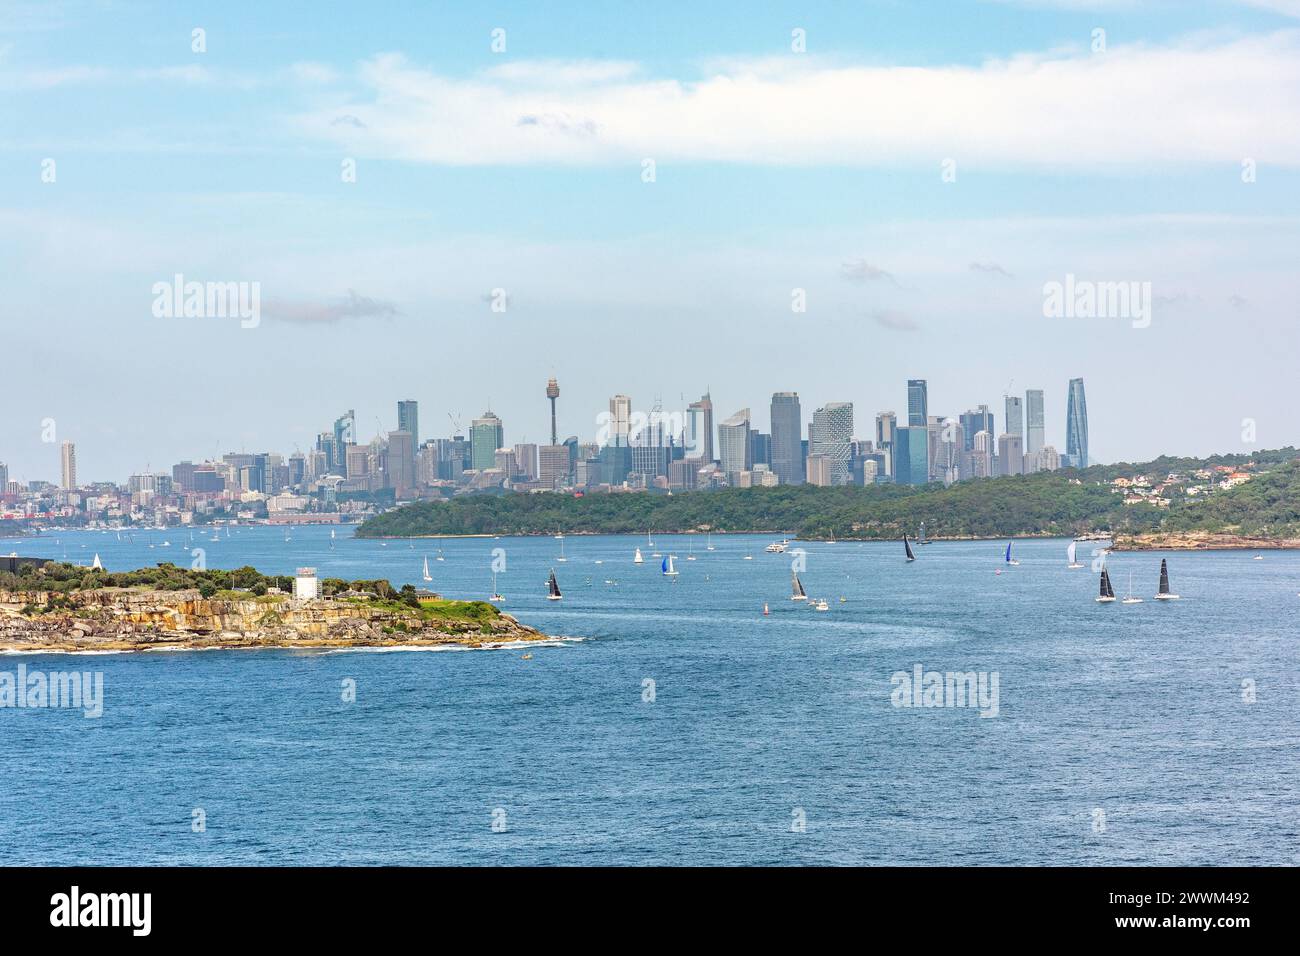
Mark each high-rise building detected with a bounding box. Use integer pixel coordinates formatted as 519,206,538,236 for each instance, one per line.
608,394,632,446
397,400,419,450
387,431,415,494
538,444,570,489
810,402,854,485
875,411,897,477
769,392,803,485
470,411,504,470
60,441,76,490
1004,395,1024,440
513,443,538,480
895,426,929,485
333,410,355,472
1066,378,1089,468
0,462,8,493
998,433,1024,476
907,380,928,427
805,455,833,487
685,393,714,461
717,408,753,480
959,406,994,452
546,377,560,446
1025,389,1045,457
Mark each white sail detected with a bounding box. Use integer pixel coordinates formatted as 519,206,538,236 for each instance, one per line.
91,553,102,570
1067,541,1076,564
422,556,432,582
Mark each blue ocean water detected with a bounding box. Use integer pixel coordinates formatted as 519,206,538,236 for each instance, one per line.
1,525,1297,865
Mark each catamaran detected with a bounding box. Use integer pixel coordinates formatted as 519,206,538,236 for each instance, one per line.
1154,559,1180,600
634,547,644,564
1067,540,1084,569
791,570,808,601
662,555,679,577
1004,542,1019,566
422,556,433,583
546,568,562,601
904,534,916,562
1122,571,1143,604
1096,567,1116,603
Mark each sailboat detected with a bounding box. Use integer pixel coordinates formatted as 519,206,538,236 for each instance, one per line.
546,568,563,601
763,602,770,616
1067,540,1084,569
790,570,808,601
91,553,102,570
556,536,567,562
706,532,715,551
662,555,679,577
1154,559,1180,600
329,528,336,550
1096,567,1116,603
686,538,696,561
422,556,433,583
904,534,916,562
634,547,644,564
918,522,928,546
1122,571,1143,604
1004,542,1020,566
490,571,504,603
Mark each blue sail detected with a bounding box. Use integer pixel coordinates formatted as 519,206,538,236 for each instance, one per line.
1005,542,1012,562
661,556,668,573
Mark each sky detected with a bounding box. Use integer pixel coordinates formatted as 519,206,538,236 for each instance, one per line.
1,0,1298,482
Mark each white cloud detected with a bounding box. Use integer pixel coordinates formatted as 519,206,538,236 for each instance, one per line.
297,32,1300,167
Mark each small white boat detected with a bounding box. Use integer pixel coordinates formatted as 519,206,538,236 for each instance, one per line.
422,556,433,583
1121,571,1143,604
490,572,504,603
634,548,644,564
556,537,567,562
1067,540,1085,569
813,598,829,611
765,541,788,553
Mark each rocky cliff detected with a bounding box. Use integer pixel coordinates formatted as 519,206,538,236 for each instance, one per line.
0,588,548,652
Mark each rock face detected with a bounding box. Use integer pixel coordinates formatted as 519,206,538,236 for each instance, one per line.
0,588,548,652
1110,531,1300,551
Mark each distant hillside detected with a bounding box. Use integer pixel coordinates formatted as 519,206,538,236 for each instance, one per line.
358,448,1300,543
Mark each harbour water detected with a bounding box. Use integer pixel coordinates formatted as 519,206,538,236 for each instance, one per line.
2,526,1297,865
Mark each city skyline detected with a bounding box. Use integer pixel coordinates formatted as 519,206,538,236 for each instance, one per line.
2,374,1093,487
3,2,1298,481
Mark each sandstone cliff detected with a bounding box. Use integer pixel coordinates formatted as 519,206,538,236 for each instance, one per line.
0,588,548,652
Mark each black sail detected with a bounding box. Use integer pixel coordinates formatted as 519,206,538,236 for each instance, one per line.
1158,559,1170,595
904,534,915,561
548,569,561,598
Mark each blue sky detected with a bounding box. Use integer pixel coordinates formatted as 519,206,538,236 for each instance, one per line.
2,0,1299,481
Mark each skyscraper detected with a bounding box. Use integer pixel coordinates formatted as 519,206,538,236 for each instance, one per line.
998,433,1024,476
895,426,929,486
387,430,415,495
1004,395,1024,440
1025,389,1045,457
1066,378,1089,468
769,392,803,485
875,411,897,477
546,377,560,446
397,400,419,450
907,379,928,426
810,402,853,485
60,441,76,490
608,394,632,446
470,411,504,470
717,408,753,480
686,392,714,461
333,410,355,472
959,405,994,451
